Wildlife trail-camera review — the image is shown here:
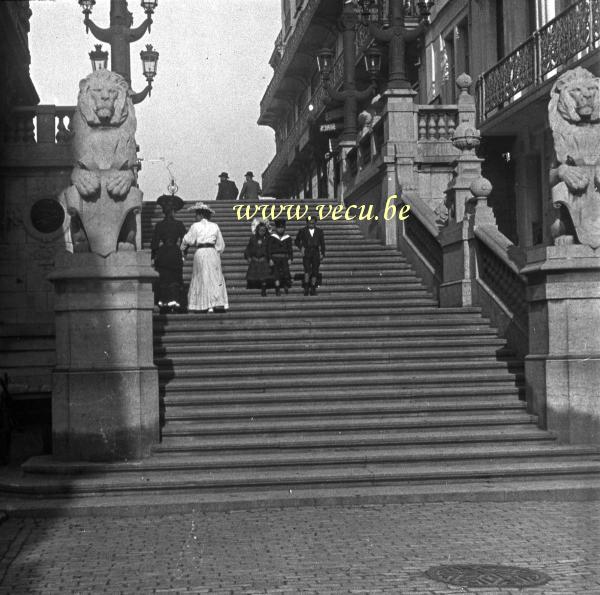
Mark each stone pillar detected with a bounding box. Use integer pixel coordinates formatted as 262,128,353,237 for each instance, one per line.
438,74,493,307
48,250,159,461
381,87,417,246
522,245,600,445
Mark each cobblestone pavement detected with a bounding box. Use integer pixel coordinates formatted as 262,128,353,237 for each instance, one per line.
0,501,598,594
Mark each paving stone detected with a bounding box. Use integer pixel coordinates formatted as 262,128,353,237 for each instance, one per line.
0,501,598,593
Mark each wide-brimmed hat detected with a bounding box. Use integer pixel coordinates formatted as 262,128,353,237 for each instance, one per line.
245,171,254,178
251,217,271,235
157,194,184,212
187,201,215,215
219,172,229,178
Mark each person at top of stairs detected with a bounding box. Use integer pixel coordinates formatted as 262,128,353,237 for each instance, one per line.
295,216,325,296
151,194,187,313
181,202,229,313
244,219,273,297
239,171,262,201
215,172,239,201
268,218,293,296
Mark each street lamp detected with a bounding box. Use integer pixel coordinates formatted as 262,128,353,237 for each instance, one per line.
363,46,382,81
89,44,109,71
140,44,159,89
315,2,380,143
359,0,434,90
80,0,158,102
140,0,157,31
316,48,334,80
79,0,96,32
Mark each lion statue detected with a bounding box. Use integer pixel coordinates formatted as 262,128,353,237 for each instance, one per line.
62,69,142,257
548,66,600,248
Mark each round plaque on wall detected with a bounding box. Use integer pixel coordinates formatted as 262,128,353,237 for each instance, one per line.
30,198,65,234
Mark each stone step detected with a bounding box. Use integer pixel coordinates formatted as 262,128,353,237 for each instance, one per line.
162,412,534,438
162,370,523,392
154,335,508,355
24,444,600,475
158,358,522,380
163,397,526,421
13,459,600,495
155,426,550,452
154,324,498,345
161,384,523,404
155,349,514,368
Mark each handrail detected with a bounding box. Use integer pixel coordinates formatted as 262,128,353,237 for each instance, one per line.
474,225,525,277
399,192,440,239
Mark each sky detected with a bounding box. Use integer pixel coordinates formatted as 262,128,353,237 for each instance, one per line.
29,0,282,201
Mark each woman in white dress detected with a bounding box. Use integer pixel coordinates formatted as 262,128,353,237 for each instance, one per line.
181,202,229,312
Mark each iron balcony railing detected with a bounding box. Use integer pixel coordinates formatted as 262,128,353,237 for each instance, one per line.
476,0,600,122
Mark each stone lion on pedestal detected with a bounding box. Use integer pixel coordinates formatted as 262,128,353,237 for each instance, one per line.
62,69,142,256
549,67,600,249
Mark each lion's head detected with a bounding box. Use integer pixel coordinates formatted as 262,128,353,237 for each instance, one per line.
77,69,131,127
549,67,600,125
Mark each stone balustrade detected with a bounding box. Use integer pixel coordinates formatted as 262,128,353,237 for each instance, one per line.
3,105,75,145
417,106,458,141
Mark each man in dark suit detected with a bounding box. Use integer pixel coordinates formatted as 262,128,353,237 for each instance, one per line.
295,215,325,296
215,172,239,201
239,171,262,201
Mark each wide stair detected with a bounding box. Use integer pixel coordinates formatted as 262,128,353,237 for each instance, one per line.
10,199,600,510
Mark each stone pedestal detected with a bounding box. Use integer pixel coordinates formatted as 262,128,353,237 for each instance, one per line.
48,250,159,461
522,245,600,445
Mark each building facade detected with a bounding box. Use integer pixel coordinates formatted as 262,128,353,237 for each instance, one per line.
259,0,600,250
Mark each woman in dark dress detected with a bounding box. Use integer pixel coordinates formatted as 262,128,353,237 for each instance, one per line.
151,194,187,312
244,219,272,297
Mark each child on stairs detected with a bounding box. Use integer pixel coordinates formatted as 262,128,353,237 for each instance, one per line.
268,218,293,296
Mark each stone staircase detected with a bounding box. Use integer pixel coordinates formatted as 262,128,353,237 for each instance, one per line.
5,199,600,511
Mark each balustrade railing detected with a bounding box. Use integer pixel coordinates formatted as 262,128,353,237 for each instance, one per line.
477,0,599,121
417,106,457,141
3,105,75,145
474,227,528,333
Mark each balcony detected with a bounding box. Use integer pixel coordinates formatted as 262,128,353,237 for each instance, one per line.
262,54,344,194
259,0,323,124
476,0,600,124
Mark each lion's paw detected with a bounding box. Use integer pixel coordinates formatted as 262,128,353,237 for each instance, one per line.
72,168,100,197
106,170,134,197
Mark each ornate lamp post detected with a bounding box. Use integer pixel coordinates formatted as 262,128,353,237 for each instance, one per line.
316,2,381,143
78,0,159,103
88,44,109,71
357,0,433,90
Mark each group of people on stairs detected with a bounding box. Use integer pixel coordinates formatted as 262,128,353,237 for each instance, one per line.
151,196,326,313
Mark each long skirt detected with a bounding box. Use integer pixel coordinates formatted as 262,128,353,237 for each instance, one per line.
155,245,183,305
188,247,229,311
246,257,273,289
